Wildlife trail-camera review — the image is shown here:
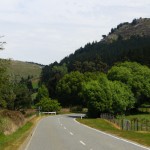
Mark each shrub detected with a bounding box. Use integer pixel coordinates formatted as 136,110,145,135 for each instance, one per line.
36,97,61,112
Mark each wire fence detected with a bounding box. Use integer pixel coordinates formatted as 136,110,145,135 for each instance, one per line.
100,113,150,131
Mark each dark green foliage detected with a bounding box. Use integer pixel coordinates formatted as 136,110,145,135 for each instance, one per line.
59,18,150,69
36,97,61,112
108,62,150,107
20,76,33,92
41,19,150,108
60,36,150,69
0,60,33,110
0,59,12,108
56,71,84,106
82,74,135,117
13,83,32,110
110,81,135,114
35,85,49,104
82,74,113,117
0,42,37,110
41,63,68,98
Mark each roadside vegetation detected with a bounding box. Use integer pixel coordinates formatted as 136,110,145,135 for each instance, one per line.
0,122,32,150
77,118,150,147
0,116,40,150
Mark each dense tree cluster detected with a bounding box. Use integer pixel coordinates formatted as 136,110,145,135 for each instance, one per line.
108,62,150,107
56,71,84,106
41,61,150,117
0,59,33,110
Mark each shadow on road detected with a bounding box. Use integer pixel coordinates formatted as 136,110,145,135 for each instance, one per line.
67,113,86,119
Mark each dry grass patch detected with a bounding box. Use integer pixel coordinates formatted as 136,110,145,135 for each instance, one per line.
0,116,41,150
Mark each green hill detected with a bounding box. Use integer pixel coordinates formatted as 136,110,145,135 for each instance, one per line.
59,18,150,71
8,60,42,81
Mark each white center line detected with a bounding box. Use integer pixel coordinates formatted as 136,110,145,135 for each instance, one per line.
80,141,86,146
70,132,74,135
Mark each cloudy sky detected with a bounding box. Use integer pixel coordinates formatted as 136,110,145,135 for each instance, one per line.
0,0,149,65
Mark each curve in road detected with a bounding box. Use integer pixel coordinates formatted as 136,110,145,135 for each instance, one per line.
25,114,150,150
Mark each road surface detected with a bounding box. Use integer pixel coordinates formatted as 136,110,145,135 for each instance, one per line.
25,114,149,150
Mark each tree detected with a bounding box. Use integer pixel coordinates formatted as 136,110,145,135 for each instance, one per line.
82,73,135,117
36,97,61,112
108,62,150,107
13,83,32,110
0,59,10,108
35,85,49,104
82,74,112,117
41,63,68,98
20,77,33,92
56,71,84,106
0,39,14,109
110,81,135,115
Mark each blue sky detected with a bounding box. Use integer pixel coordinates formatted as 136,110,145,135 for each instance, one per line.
0,0,150,65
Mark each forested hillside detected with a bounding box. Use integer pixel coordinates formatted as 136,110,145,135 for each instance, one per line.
41,18,150,99
60,18,150,72
38,18,150,117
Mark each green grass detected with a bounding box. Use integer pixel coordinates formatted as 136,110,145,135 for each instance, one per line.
8,60,42,81
118,114,150,120
0,122,33,150
138,108,150,113
77,118,150,147
32,80,39,89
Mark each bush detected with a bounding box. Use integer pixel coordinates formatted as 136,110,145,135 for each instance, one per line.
36,97,61,112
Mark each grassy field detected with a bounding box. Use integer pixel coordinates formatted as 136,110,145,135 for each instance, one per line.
77,118,150,147
8,60,42,81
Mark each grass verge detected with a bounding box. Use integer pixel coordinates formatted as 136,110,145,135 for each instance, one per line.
0,116,40,150
77,118,150,147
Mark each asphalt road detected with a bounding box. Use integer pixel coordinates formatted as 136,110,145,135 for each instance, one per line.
25,114,150,150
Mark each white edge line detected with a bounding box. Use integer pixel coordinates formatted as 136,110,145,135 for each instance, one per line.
74,119,150,150
80,140,86,146
24,119,42,150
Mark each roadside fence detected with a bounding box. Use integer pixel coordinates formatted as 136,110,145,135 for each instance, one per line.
100,113,150,131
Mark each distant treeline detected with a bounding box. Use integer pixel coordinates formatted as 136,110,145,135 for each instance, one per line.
60,35,150,71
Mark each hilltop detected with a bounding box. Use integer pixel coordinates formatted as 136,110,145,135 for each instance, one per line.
59,18,150,70
103,18,150,43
